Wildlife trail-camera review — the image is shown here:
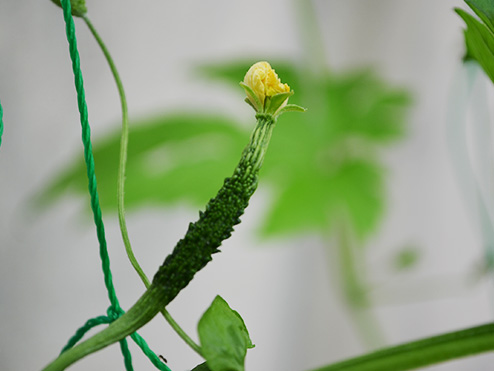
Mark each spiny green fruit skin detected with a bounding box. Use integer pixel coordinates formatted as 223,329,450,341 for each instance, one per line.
151,115,274,305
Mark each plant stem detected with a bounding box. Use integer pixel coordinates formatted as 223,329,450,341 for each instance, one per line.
43,285,165,371
82,15,203,356
82,14,147,289
42,114,277,371
310,323,494,371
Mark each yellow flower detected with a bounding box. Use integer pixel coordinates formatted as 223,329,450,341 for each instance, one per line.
242,61,290,112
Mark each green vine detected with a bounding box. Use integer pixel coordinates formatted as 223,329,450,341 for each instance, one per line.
311,323,494,371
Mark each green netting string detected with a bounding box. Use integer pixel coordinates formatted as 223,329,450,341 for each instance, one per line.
59,0,132,369
59,0,119,311
58,1,170,370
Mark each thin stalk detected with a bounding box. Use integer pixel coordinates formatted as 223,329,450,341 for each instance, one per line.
82,14,146,288
82,15,202,356
310,322,494,371
162,310,203,356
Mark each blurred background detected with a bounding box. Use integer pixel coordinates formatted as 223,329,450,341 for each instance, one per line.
1,0,494,370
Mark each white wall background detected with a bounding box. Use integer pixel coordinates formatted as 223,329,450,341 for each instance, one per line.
1,0,493,370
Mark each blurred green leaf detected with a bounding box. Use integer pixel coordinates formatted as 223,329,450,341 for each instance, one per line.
43,60,410,242
197,296,253,371
465,0,494,34
456,7,494,83
261,160,384,239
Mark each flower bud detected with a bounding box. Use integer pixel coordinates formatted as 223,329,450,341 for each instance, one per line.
51,0,87,17
240,61,292,115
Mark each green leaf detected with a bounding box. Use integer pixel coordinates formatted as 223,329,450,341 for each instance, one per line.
259,69,409,240
465,0,494,34
323,71,409,143
456,8,494,83
197,296,254,371
264,91,293,115
261,160,385,240
40,114,247,211
277,104,307,115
